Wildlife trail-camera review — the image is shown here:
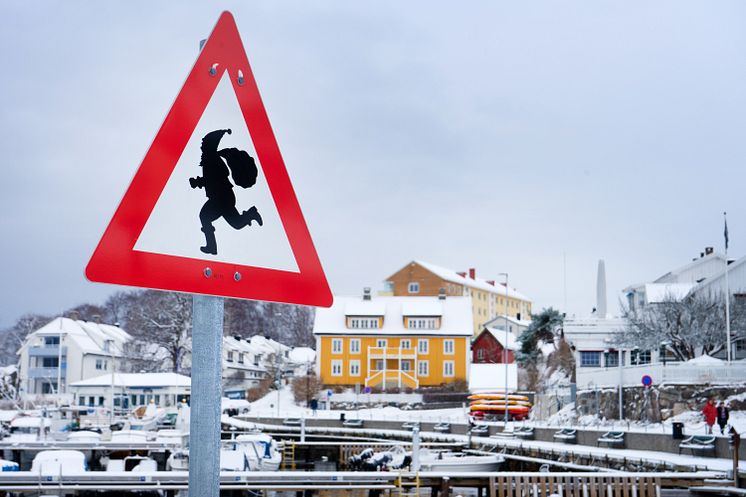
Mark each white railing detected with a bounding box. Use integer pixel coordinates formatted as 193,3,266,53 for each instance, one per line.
576,361,746,389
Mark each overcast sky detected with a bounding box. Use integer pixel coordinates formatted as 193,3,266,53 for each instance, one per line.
1,2,745,327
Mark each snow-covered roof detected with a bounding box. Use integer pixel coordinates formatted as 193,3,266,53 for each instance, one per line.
345,301,386,316
468,363,517,392
484,327,519,350
653,252,726,284
484,314,531,329
249,335,289,355
288,347,315,364
401,301,443,317
224,336,260,354
19,317,131,357
412,260,531,301
314,295,473,336
69,372,191,388
689,254,746,297
644,283,696,303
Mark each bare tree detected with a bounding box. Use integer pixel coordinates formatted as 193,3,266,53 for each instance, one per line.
618,291,746,360
291,374,321,406
124,291,193,373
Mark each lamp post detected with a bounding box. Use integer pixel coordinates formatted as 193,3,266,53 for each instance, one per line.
498,272,509,428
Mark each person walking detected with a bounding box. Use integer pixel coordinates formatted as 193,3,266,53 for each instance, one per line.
716,401,730,435
703,399,717,434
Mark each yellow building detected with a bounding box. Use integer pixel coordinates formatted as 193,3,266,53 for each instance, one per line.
384,260,532,335
313,291,473,389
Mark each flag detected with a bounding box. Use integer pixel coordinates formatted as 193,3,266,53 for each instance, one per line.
724,212,729,251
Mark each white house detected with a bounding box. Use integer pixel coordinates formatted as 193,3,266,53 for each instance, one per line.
222,336,268,395
17,317,131,402
69,372,191,410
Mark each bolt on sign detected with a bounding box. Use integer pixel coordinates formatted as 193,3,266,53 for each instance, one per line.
86,11,332,308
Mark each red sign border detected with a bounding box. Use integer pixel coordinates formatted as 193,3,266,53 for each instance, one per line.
86,11,332,307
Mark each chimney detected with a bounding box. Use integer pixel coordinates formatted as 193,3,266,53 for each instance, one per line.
486,280,495,286
92,314,102,324
67,310,79,321
363,287,371,301
705,246,714,256
469,268,476,279
596,259,607,319
438,288,446,300
700,252,705,258
233,335,241,341
456,272,466,278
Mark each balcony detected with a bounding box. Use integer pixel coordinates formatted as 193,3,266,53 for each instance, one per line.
28,346,67,357
28,366,66,379
367,347,416,359
365,370,418,389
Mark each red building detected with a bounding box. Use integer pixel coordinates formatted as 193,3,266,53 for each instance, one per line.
472,327,516,364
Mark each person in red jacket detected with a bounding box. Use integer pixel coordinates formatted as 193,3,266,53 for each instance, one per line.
702,398,717,434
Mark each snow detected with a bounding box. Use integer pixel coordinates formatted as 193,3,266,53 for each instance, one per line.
221,398,251,411
401,301,444,317
643,283,695,303
485,327,519,350
69,372,191,388
0,410,17,423
22,317,131,356
11,417,51,428
329,390,423,404
314,295,473,337
469,363,517,392
288,347,315,364
686,355,724,365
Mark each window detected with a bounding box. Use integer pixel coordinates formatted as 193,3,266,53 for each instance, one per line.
44,336,60,346
350,339,361,354
408,282,420,294
349,360,361,376
604,350,620,368
443,339,454,355
401,360,412,371
227,351,234,362
443,361,455,377
418,339,429,354
631,349,651,365
375,360,384,371
331,360,343,376
400,339,411,349
376,339,387,348
42,357,59,368
580,351,601,367
417,360,429,376
477,349,485,360
95,359,104,370
238,353,244,364
332,339,343,354
350,318,379,329
407,318,437,329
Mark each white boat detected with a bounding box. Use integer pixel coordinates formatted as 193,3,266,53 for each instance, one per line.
167,432,281,471
0,458,19,471
221,433,281,471
31,450,87,475
417,449,504,472
110,430,153,443
66,430,102,443
155,429,189,448
5,416,51,443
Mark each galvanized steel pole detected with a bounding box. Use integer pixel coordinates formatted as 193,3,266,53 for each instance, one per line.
189,294,224,497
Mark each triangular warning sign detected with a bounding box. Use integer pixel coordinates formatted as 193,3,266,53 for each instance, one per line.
86,12,332,307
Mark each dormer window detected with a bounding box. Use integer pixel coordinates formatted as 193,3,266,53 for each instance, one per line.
408,282,420,294
406,317,438,329
348,317,380,329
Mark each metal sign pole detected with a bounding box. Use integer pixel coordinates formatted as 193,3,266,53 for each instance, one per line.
189,294,224,497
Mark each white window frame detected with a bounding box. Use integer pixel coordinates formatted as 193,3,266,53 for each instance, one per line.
332,338,343,354
418,339,429,354
349,360,361,377
331,360,343,376
350,339,361,354
417,360,429,376
400,339,411,350
376,339,387,348
408,282,420,294
443,339,455,355
443,360,455,377
401,360,412,371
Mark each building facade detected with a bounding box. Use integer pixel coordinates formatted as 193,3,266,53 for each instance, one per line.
17,317,131,401
471,326,518,364
313,292,472,389
69,372,191,409
384,260,532,335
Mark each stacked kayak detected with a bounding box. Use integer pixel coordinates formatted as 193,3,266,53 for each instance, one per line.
468,393,531,421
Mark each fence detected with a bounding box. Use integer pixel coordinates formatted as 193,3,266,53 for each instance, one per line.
576,361,746,389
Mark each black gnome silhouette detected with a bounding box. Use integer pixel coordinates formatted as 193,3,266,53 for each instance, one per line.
189,129,262,255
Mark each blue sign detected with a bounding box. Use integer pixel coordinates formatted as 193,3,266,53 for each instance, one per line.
641,375,653,387
363,386,372,394
326,389,333,397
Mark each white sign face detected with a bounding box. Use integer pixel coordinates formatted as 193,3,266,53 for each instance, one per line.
134,74,300,273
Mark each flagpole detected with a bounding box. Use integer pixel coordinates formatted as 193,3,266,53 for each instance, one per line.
725,212,731,363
